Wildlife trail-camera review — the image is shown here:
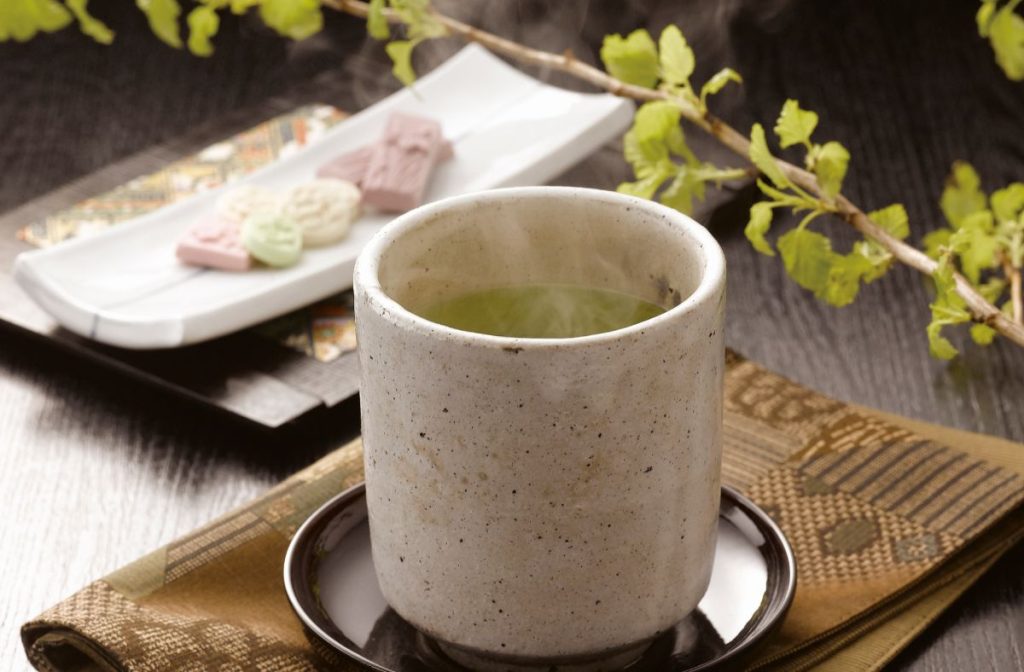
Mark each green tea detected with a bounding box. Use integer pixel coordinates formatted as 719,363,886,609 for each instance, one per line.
419,284,666,338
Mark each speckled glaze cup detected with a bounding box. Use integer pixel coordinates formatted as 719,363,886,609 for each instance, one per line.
353,187,725,670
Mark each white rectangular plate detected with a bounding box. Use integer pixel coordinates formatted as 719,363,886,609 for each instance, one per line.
14,45,633,349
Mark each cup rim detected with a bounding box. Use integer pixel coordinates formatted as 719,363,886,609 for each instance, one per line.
354,186,725,348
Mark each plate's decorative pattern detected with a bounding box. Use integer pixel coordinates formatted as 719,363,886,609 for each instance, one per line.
17,105,347,248
16,104,356,362
255,292,358,362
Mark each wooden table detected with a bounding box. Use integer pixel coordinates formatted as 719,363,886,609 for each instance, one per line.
1,2,1021,670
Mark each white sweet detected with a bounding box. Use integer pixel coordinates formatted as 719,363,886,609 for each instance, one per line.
216,185,283,224
281,178,362,247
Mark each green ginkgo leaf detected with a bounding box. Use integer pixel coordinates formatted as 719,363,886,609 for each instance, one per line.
700,68,742,106
186,5,218,56
600,29,659,89
814,141,850,198
774,99,818,149
749,123,792,189
745,202,775,257
136,0,182,49
658,24,694,87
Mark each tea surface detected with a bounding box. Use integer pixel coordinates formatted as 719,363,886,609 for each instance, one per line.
419,284,665,338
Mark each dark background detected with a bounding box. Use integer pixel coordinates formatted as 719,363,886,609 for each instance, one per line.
1,1,1022,670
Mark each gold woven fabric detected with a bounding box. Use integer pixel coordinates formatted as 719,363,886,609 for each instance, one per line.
21,352,1024,671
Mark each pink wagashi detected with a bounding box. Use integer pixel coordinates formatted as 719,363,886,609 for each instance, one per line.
361,113,446,212
316,136,454,187
176,216,252,271
316,145,375,185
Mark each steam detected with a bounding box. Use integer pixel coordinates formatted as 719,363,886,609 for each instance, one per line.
311,0,800,205
329,0,800,114
337,1,786,335
419,284,666,339
375,191,705,340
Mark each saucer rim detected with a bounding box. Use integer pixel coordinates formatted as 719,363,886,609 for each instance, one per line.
283,482,797,672
700,486,797,671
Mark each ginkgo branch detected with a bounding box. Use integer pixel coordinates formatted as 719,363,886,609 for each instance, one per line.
327,0,1024,350
1001,252,1024,324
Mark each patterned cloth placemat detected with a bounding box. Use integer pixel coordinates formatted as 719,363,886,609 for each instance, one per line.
20,352,1024,672
15,104,358,365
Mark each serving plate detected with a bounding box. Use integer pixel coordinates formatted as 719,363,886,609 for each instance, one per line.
13,44,633,349
284,482,796,672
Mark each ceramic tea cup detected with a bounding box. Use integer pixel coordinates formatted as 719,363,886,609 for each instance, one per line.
353,186,725,670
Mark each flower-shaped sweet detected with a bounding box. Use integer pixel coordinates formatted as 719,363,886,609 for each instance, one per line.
241,212,302,267
281,178,362,246
217,185,283,224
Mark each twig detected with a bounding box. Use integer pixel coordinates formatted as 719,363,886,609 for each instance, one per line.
1001,253,1024,325
326,0,1024,349
1014,272,1024,326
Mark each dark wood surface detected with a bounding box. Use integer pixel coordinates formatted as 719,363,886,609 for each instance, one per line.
1,1,1022,670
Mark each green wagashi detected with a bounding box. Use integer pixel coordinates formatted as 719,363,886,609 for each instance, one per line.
241,211,302,268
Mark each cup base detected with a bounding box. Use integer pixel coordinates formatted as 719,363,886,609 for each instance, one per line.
432,637,653,672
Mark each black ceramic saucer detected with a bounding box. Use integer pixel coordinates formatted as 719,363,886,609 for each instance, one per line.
284,483,796,672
